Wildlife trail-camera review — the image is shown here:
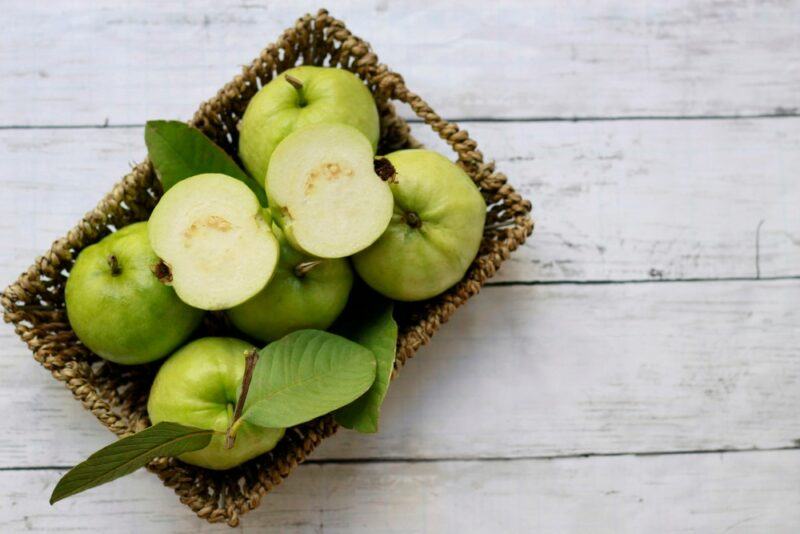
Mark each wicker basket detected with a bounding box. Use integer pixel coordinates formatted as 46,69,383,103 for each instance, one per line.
1,9,533,526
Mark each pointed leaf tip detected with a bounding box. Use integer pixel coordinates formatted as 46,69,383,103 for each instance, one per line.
333,291,397,433
145,120,267,205
50,422,214,504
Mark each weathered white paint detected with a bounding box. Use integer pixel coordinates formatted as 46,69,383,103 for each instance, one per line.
2,0,799,126
2,1,800,531
3,279,799,467
4,450,800,533
1,119,798,286
415,118,800,282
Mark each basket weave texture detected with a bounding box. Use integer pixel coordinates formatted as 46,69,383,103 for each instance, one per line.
1,9,533,526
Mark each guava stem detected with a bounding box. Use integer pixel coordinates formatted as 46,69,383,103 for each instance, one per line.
373,158,397,182
284,75,306,107
224,348,259,449
151,260,173,284
107,255,121,276
285,74,303,90
405,212,423,229
294,260,323,278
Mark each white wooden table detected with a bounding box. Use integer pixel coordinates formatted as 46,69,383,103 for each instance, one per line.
2,1,799,532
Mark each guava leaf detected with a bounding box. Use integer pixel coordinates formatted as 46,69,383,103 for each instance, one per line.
144,120,267,205
241,330,377,428
50,422,213,504
333,290,398,433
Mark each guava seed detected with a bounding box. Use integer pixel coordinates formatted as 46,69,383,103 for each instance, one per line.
305,162,353,194
183,215,233,239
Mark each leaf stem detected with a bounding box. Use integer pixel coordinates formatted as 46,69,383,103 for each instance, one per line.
225,348,259,449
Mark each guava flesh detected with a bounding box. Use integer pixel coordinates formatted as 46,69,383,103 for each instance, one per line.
148,173,279,310
266,123,393,258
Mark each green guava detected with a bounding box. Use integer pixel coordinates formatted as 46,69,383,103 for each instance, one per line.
353,149,487,301
238,65,379,182
65,222,203,364
147,337,285,470
227,226,353,342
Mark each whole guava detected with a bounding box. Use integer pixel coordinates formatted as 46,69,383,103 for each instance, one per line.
227,226,353,342
147,337,285,470
238,65,379,182
65,222,203,364
352,149,487,301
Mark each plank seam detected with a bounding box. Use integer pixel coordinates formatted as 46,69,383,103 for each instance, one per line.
4,445,799,471
1,112,799,130
486,275,800,287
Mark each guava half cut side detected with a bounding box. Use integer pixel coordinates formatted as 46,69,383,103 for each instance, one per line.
148,173,279,310
265,123,394,259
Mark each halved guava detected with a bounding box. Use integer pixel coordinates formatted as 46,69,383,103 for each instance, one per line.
265,123,394,258
148,173,279,310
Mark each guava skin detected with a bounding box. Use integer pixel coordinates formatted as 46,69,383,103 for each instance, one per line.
227,227,354,342
238,65,380,183
147,337,285,471
64,222,203,365
352,149,487,301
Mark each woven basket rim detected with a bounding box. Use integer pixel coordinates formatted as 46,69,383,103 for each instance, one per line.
1,8,533,527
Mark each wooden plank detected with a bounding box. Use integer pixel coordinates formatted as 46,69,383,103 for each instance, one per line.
2,0,800,126
3,449,799,532
2,279,798,467
1,119,799,285
416,118,800,282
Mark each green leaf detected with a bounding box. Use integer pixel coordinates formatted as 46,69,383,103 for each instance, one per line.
333,290,398,433
145,120,267,205
241,330,377,428
50,422,213,504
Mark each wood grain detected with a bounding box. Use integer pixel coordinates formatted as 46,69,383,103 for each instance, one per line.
2,1,799,530
2,0,799,126
2,119,798,287
4,449,799,532
3,279,798,467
